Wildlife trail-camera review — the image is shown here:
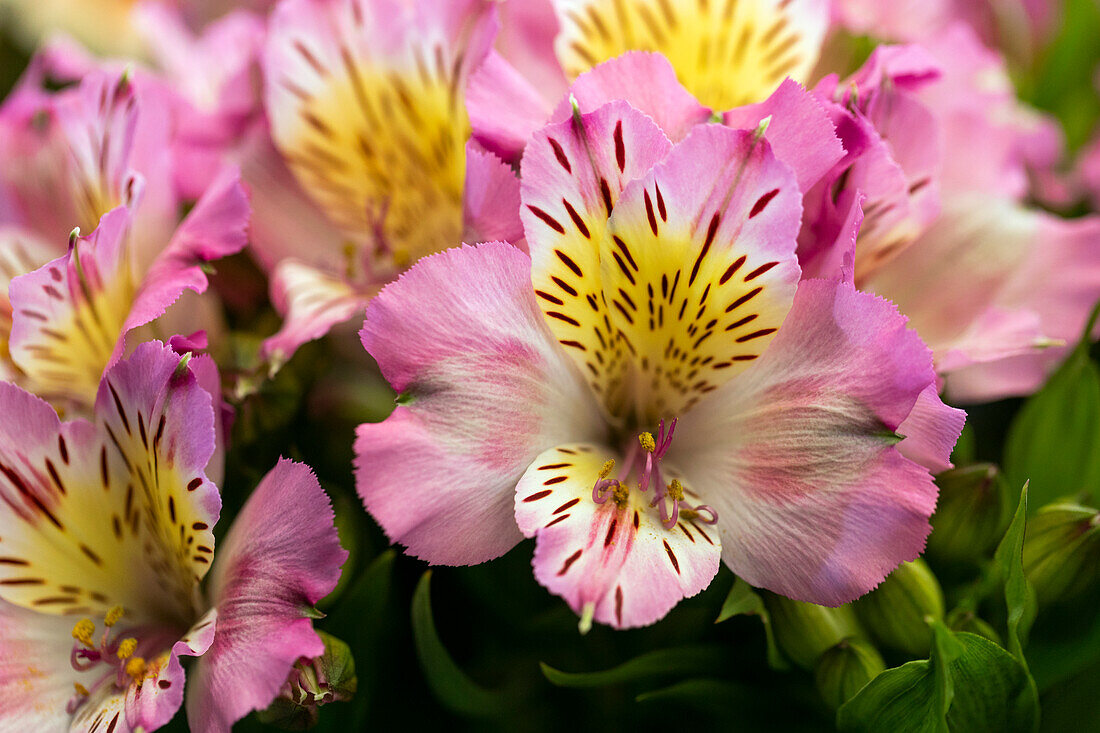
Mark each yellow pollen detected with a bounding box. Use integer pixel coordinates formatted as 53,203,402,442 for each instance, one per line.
116,638,138,660
639,432,656,453
598,459,616,479
73,683,89,697
104,606,124,627
668,479,685,502
72,619,96,647
125,657,147,681
612,483,630,507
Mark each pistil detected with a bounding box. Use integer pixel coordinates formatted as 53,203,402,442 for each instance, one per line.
589,418,720,529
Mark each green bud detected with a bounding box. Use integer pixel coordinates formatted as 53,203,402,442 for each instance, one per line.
813,637,886,710
928,464,1012,563
853,559,944,657
763,593,863,669
257,631,357,730
945,607,1002,646
1023,501,1100,607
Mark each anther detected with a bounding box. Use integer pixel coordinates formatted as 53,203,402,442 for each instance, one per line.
104,606,124,627
72,619,96,647
125,657,147,681
598,459,615,479
73,683,89,697
667,479,684,502
638,432,656,453
116,638,138,660
612,483,630,507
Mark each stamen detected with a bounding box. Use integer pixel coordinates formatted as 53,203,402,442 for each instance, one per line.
612,483,630,507
66,683,91,715
692,504,719,525
72,619,96,648
578,601,595,635
104,606,124,627
116,638,138,660
125,657,147,681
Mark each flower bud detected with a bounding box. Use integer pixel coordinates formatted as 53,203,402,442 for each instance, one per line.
814,637,886,710
945,608,1002,646
258,631,357,729
763,594,863,669
928,464,1012,564
1023,501,1100,607
853,559,944,657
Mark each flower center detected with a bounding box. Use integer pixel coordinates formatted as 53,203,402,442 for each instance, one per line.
590,418,718,530
66,606,153,713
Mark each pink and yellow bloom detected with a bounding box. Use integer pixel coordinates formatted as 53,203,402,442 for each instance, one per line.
355,79,964,629
0,68,250,410
806,29,1100,402
251,0,522,366
0,341,346,732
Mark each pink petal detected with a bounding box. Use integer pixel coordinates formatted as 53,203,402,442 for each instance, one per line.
8,207,133,406
550,52,712,143
597,123,803,421
520,100,672,409
463,140,524,246
356,242,604,565
0,340,220,619
0,599,84,730
467,50,553,164
262,0,499,267
121,167,251,362
238,123,348,273
187,460,346,733
723,78,845,193
122,616,217,733
260,260,371,367
516,443,721,629
494,0,567,106
864,197,1100,401
896,385,966,474
671,279,956,605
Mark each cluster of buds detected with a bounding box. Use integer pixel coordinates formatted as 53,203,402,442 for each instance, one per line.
853,559,945,658
1023,501,1100,607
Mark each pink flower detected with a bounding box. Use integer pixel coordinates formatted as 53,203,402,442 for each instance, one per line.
808,28,1100,402
0,69,250,410
355,88,963,630
469,0,832,164
0,341,347,733
250,0,523,367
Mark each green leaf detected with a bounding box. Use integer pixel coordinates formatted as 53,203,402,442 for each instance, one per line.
993,484,1038,661
1004,304,1100,509
540,645,725,688
837,626,1038,733
316,550,395,730
410,571,507,717
715,577,788,669
950,423,976,466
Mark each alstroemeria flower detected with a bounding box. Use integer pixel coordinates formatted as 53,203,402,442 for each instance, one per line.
468,0,831,165
0,69,249,410
356,95,964,629
0,341,347,732
252,0,523,366
808,28,1100,402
